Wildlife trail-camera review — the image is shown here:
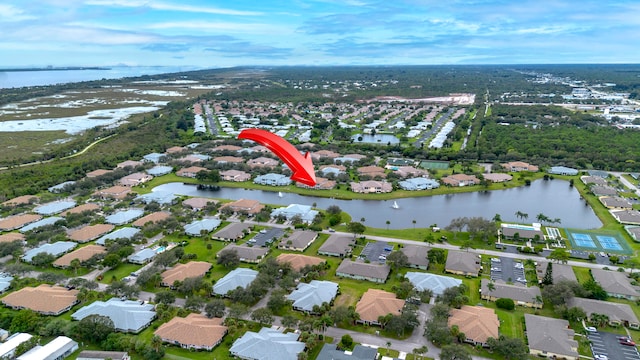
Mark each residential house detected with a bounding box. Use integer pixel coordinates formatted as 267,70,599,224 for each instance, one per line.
627,226,640,242
0,214,42,231
357,166,386,178
182,197,217,211
254,173,291,186
61,203,100,216
132,211,171,227
212,145,243,152
116,160,143,169
119,172,153,187
581,176,608,186
400,245,430,270
176,166,207,178
319,165,346,177
591,185,618,196
355,289,405,326
184,218,222,236
0,233,24,244
277,230,318,251
34,200,76,215
296,177,336,190
611,209,640,225
217,244,269,264
548,166,579,176
600,196,633,210
212,223,252,241
350,180,393,193
48,181,76,193
96,227,140,245
318,234,354,257
214,156,244,164
154,313,227,351
178,154,210,163
92,185,132,200
392,166,428,178
567,297,640,329
1,195,38,207
316,344,378,360
1,284,78,315
165,146,186,154
0,273,10,294
500,225,544,242
76,351,130,360
161,261,212,287
398,177,440,191
287,280,339,313
271,204,319,224
86,169,113,178
19,216,63,233
524,314,579,360
0,333,33,359
22,241,76,263
16,336,78,360
105,209,144,225
230,328,305,360
68,224,115,243
484,173,513,183
334,154,365,164
143,152,165,164
311,150,340,160
448,306,499,347
220,170,251,182
213,268,258,296
276,253,325,271
480,279,543,308
72,298,156,333
53,245,106,268
128,248,157,264
501,161,539,172
247,157,279,168
591,269,640,300
336,259,390,283
445,251,481,277
535,262,577,284
146,165,173,176
405,272,462,296
441,174,480,187
220,199,264,215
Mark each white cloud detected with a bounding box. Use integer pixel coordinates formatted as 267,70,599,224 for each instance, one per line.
84,0,263,16
0,4,37,21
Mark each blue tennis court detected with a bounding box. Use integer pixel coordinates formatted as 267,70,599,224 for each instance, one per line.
596,236,623,251
571,233,596,248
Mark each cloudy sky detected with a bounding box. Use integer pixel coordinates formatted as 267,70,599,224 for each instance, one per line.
1,0,638,68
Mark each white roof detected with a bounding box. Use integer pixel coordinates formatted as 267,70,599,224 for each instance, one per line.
184,218,222,236
22,241,76,262
96,227,140,245
34,201,76,215
72,298,155,332
105,209,144,225
406,271,462,295
0,333,33,358
213,268,258,295
17,336,77,360
19,216,64,233
287,280,339,312
230,328,305,360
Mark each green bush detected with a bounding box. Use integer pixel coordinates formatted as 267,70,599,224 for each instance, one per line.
496,298,515,310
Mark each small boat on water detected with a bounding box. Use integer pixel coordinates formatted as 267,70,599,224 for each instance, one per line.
278,192,283,197
392,201,399,209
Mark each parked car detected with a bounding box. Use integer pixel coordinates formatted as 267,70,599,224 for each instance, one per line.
594,354,608,360
619,339,636,346
585,326,597,332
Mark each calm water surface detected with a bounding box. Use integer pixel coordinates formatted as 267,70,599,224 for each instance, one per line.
154,179,601,230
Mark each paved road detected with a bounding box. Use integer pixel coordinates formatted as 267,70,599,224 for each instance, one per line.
414,107,455,147
611,171,640,197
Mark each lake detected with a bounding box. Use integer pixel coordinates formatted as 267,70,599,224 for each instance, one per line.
0,66,200,89
153,179,602,230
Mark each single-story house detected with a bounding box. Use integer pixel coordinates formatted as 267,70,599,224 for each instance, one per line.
176,166,207,178
254,173,291,186
501,161,539,172
119,172,153,187
277,230,318,251
34,200,76,215
211,223,252,241
116,160,143,169
548,166,579,176
567,297,640,329
146,165,173,176
276,253,325,272
184,218,222,236
105,209,144,225
335,259,390,283
480,279,543,308
19,216,64,233
17,336,78,360
0,214,42,231
398,178,440,191
1,195,38,207
400,245,429,269
72,298,156,333
483,173,513,183
317,234,355,257
448,305,499,347
600,196,633,210
311,150,340,160
591,185,618,196
219,199,264,216
96,227,140,245
591,269,640,300
212,268,259,296
68,224,115,243
220,170,251,182
581,175,608,186
76,350,130,360
287,280,339,313
161,261,212,287
182,197,217,211
500,225,544,241
611,209,640,225
247,157,280,168
445,251,481,277
524,314,579,360
357,166,386,178
213,156,244,164
154,313,227,351
271,204,319,224
535,262,577,284
296,177,336,190
128,248,157,264
143,152,165,164
350,180,392,194
60,203,100,216
405,272,462,296
218,244,269,264
440,174,480,187
53,245,106,268
316,344,377,360
92,185,132,200
355,289,405,326
132,212,171,228
22,241,77,263
1,284,78,315
230,328,305,360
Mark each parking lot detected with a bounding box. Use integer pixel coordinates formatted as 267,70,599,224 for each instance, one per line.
360,241,394,263
489,257,526,284
247,227,284,247
589,331,640,360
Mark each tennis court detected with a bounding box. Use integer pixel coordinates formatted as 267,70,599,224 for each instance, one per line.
420,160,450,170
566,229,631,254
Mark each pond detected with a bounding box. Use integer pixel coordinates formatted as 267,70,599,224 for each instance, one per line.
154,179,601,230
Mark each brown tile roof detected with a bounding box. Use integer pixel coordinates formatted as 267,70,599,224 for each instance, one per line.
53,245,106,267
355,289,405,323
214,156,244,163
117,160,143,168
0,214,42,231
166,146,186,153
68,224,115,243
448,305,499,344
132,212,171,227
1,284,78,315
86,169,113,178
61,203,101,216
176,166,208,177
161,261,212,286
2,195,38,207
93,185,132,199
183,197,218,210
212,145,242,152
220,199,264,214
0,232,25,243
155,313,227,349
276,253,325,271
357,166,386,177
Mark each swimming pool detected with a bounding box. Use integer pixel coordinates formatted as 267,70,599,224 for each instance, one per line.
155,246,166,254
503,224,536,231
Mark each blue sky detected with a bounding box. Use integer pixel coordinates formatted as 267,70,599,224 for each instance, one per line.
1,0,638,67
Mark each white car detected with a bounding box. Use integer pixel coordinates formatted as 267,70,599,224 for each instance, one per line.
594,354,608,360
585,326,597,332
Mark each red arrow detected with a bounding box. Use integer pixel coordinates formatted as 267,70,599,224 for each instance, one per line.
238,128,317,187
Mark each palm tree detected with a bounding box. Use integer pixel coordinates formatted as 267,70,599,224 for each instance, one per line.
412,219,417,229
360,217,366,223
386,341,392,355
386,220,391,230
515,211,524,221
487,280,496,301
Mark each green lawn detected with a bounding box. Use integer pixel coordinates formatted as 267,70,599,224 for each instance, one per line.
573,266,592,283
100,263,142,283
